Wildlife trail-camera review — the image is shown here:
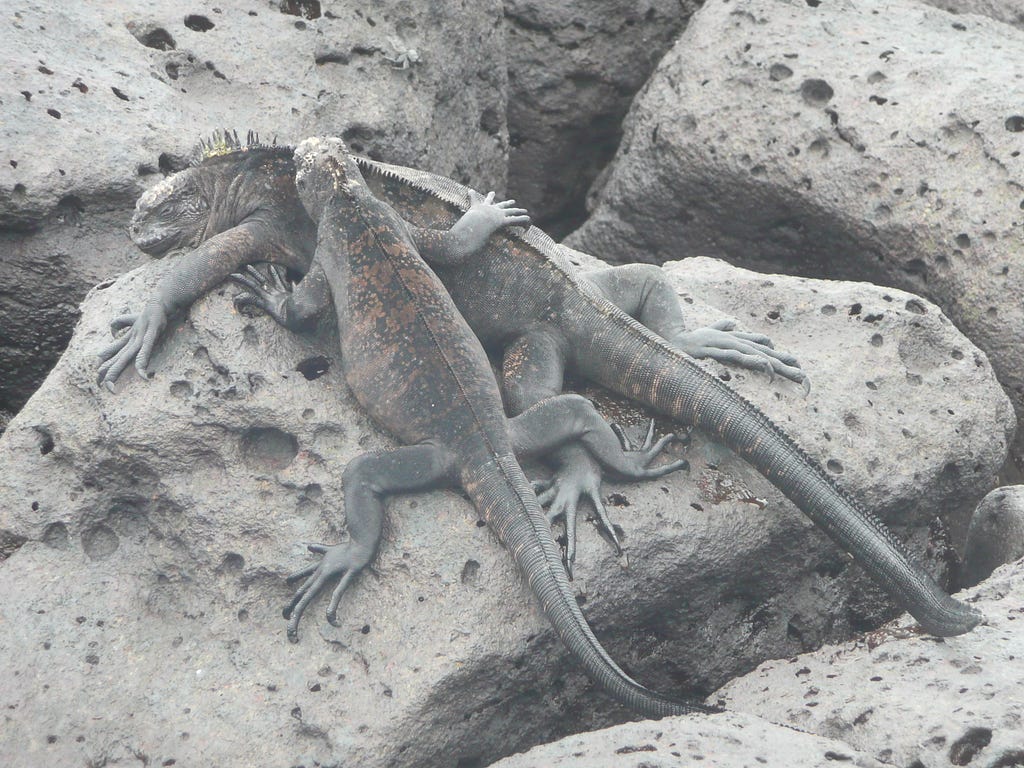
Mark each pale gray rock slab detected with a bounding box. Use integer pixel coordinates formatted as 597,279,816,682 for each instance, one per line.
490,710,886,768
0,255,1011,766
503,0,699,236
715,559,1024,768
963,485,1024,586
566,0,1024,468
0,0,508,415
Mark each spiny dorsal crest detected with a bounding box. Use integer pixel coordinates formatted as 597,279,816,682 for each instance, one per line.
190,129,280,166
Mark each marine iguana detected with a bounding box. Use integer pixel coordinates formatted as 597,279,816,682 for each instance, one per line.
102,132,982,637
103,130,799,571
264,135,704,716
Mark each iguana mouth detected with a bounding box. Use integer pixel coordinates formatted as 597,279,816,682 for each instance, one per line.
129,226,177,256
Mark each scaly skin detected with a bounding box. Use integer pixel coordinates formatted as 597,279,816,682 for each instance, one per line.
106,136,800,569
350,156,982,637
104,136,981,638
282,137,707,717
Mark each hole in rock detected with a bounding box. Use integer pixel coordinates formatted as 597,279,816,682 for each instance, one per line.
461,559,480,585
81,524,119,560
138,27,176,50
34,426,55,455
240,427,298,471
949,727,992,765
280,0,322,19
296,356,330,380
800,78,834,106
184,15,214,32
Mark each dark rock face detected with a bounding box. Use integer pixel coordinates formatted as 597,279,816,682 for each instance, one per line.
503,0,700,237
567,0,1024,469
1,0,509,416
0,251,1010,766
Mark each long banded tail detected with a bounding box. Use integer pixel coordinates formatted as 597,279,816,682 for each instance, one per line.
585,329,982,637
462,453,713,718
353,152,982,637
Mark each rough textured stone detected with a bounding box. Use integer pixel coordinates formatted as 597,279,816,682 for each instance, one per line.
490,710,886,768
963,485,1024,586
716,558,1024,768
503,0,698,237
1,0,508,416
567,0,1024,471
0,254,1011,766
920,0,1024,29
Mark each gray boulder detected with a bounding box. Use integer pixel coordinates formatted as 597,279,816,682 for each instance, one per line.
716,558,1024,768
1,0,509,416
0,254,1010,766
962,485,1024,586
567,0,1024,469
503,0,698,236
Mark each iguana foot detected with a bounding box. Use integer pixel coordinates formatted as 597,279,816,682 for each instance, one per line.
231,264,293,324
534,450,618,579
96,299,169,390
467,189,532,232
673,319,810,393
608,418,690,479
282,541,373,642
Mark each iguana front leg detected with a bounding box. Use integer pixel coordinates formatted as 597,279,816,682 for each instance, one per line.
581,263,809,391
232,262,330,332
231,190,528,330
412,189,530,264
98,221,309,388
285,443,457,641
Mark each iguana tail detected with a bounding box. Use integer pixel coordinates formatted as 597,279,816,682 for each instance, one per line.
578,321,983,637
461,452,714,718
352,153,981,636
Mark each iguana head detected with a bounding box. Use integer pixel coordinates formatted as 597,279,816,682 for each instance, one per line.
129,130,282,256
128,168,212,256
293,136,363,221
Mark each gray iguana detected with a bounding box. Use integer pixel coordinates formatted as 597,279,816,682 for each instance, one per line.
102,130,800,573
101,131,982,639
242,135,703,716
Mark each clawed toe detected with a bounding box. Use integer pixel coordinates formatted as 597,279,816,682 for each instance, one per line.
282,542,368,642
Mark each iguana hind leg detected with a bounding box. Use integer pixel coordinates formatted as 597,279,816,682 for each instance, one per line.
284,443,456,641
502,331,685,575
509,394,687,481
581,263,808,389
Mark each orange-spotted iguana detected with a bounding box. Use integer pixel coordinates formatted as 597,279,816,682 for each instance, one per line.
101,131,981,649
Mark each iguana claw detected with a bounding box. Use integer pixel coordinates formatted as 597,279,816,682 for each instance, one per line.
673,319,807,388
536,419,688,577
283,541,371,642
230,264,292,322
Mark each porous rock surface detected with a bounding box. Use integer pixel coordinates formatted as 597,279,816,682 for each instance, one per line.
567,0,1024,468
716,558,1024,768
0,254,1011,766
1,0,508,416
489,709,885,768
962,485,1024,586
502,0,698,237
